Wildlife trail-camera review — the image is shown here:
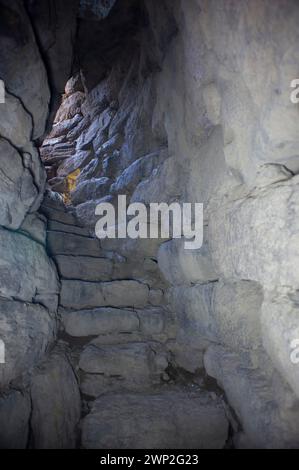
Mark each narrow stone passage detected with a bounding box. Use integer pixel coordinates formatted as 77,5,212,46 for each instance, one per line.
1,0,299,450
39,186,228,449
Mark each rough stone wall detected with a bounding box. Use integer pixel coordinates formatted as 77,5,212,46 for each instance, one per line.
155,0,299,448
1,0,299,449
0,0,61,449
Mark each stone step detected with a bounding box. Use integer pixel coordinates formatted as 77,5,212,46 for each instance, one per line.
48,220,91,237
55,254,113,281
47,231,101,257
42,190,67,211
54,253,167,289
41,206,78,226
40,193,78,226
62,307,139,337
81,390,229,449
78,341,169,394
60,279,149,310
61,306,169,340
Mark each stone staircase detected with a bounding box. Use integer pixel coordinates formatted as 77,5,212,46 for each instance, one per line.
40,192,229,449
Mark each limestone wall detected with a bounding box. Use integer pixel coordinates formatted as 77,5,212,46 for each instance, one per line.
156,0,299,448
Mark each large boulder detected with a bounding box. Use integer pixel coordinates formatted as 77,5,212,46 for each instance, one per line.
204,344,299,449
0,299,55,387
0,228,59,312
209,177,299,289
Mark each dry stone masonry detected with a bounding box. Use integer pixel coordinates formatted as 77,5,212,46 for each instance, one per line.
0,0,299,449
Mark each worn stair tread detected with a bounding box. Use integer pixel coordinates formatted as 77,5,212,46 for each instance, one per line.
61,306,169,339
47,220,91,237
47,231,101,257
60,279,150,310
55,254,113,281
61,306,140,337
78,341,169,394
81,389,229,449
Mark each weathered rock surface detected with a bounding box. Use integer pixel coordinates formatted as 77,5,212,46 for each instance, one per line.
27,0,79,125
20,213,47,245
75,195,115,228
168,283,216,344
79,341,169,391
62,307,139,337
79,0,117,20
0,0,50,138
204,345,299,449
55,92,85,123
57,150,93,177
48,219,90,237
61,305,171,343
47,114,83,140
0,299,55,387
111,151,162,196
261,290,299,399
0,228,59,312
209,178,299,289
158,237,217,286
0,390,31,449
213,280,264,352
0,139,38,229
81,390,228,449
71,177,112,206
60,280,149,310
0,92,32,149
55,255,113,281
30,346,81,449
47,231,101,257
